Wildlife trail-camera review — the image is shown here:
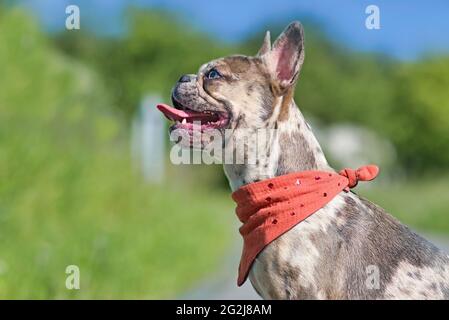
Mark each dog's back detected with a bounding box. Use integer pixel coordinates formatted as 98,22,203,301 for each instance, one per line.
248,191,449,299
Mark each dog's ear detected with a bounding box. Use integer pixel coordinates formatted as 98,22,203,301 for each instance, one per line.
261,21,305,94
257,31,271,56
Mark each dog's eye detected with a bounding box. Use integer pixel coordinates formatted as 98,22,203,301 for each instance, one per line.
206,68,221,80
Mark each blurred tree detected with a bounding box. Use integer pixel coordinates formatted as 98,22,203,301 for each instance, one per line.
54,9,231,121
391,58,449,172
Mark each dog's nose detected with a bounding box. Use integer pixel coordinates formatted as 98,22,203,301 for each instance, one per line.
178,74,193,83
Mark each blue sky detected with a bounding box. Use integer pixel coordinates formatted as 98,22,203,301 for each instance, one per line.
19,0,449,60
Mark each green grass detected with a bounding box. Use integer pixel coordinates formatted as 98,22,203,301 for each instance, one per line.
360,176,449,235
0,166,234,299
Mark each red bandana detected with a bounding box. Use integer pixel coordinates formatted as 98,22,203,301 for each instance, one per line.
231,165,379,286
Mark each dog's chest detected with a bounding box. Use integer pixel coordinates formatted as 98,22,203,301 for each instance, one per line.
247,195,348,299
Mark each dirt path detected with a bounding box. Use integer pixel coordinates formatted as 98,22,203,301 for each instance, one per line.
180,243,260,300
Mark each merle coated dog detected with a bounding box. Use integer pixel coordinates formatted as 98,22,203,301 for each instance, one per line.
159,21,449,299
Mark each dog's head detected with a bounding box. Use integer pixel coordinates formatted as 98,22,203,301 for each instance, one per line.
158,21,305,149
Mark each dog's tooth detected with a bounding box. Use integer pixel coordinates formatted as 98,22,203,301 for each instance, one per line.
182,118,187,124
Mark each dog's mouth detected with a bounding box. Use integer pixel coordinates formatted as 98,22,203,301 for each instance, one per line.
157,99,229,132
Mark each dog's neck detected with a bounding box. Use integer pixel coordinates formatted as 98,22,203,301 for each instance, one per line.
224,100,332,191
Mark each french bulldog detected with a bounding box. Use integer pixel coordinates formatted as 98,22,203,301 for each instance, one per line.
158,21,449,299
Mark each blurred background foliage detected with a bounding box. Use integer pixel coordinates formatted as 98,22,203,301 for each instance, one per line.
0,3,448,298
0,7,232,298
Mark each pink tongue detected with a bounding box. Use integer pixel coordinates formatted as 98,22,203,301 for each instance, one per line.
156,104,214,121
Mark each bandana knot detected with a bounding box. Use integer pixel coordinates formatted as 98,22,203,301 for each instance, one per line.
339,165,379,188
232,164,379,286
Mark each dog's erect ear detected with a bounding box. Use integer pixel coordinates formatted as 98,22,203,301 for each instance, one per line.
257,31,271,56
261,21,305,93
